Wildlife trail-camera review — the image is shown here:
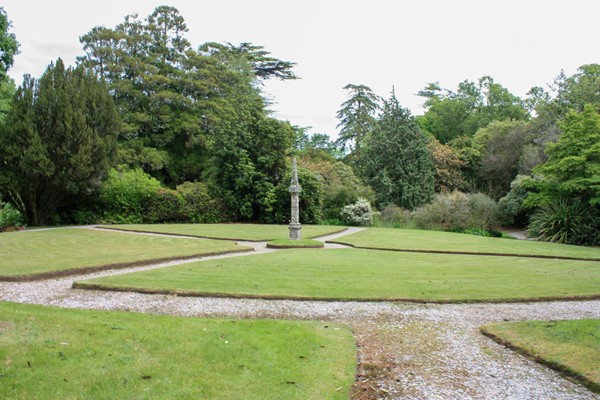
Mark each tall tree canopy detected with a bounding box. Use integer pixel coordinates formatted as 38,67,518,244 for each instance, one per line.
361,90,434,209
335,84,380,153
417,76,529,143
78,6,297,189
0,7,19,82
0,59,119,225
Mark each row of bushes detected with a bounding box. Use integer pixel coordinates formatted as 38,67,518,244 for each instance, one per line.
71,168,229,225
0,201,25,231
338,192,503,237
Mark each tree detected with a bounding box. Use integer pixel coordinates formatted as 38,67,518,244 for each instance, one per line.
335,84,380,153
526,105,600,208
428,138,465,193
417,76,529,143
0,59,119,225
0,7,19,82
471,120,529,199
361,90,434,209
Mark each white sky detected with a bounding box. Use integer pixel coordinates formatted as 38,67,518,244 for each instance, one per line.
3,0,600,139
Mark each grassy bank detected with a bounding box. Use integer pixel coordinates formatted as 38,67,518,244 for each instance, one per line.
0,302,356,399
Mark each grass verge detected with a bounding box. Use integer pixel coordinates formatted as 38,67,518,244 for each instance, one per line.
481,319,600,393
75,248,600,302
0,302,356,400
331,228,600,260
99,223,346,241
0,228,248,280
267,239,324,249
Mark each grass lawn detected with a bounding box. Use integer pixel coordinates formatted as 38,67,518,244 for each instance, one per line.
0,228,247,280
99,223,346,241
331,228,600,260
481,319,600,393
75,248,600,302
267,239,324,248
0,302,356,400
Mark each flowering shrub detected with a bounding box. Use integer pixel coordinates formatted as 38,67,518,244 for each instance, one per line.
340,198,373,226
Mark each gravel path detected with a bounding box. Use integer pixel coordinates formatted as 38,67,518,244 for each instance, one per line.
1,226,599,399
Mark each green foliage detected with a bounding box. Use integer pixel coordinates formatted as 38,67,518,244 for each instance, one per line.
145,189,184,223
412,191,498,231
526,105,600,212
266,167,323,225
78,7,297,187
0,201,24,230
340,198,373,226
0,77,15,123
373,205,412,228
417,76,529,144
176,181,228,223
361,90,434,209
528,199,600,246
99,168,162,223
298,149,374,220
0,59,119,225
472,120,529,199
497,175,531,226
0,7,19,82
335,83,380,153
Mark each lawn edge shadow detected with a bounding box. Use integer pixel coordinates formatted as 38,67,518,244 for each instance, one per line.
480,325,600,394
98,225,348,242
326,241,600,262
0,248,253,282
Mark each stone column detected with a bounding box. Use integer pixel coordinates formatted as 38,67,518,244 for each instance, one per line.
288,158,302,240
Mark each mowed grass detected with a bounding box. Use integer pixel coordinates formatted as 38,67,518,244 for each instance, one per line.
100,223,346,241
482,319,600,392
332,228,600,260
75,248,600,302
0,228,247,279
0,302,356,400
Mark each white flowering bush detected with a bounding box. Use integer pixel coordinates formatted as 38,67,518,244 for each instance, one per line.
340,198,373,226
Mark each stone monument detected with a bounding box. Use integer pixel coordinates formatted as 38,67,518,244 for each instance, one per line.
288,158,302,240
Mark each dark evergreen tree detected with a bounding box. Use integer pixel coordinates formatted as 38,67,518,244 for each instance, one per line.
335,84,380,153
361,90,434,209
0,59,119,225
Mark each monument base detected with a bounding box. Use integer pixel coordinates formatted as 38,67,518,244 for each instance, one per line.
288,223,302,240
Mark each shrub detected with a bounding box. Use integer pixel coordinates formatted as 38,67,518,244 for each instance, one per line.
176,182,229,223
145,189,184,223
412,191,499,231
468,193,498,231
99,168,162,223
412,191,470,230
497,175,530,226
375,205,412,228
340,198,373,226
528,199,600,245
0,201,25,231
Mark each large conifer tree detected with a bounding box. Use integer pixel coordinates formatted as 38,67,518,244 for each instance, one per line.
0,59,119,225
361,90,434,209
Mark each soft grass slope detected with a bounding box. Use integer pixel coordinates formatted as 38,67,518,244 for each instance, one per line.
100,223,346,241
75,248,600,302
0,228,247,279
332,228,600,260
0,302,356,400
482,319,600,392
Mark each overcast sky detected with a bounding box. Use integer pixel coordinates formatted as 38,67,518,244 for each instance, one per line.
3,0,600,139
